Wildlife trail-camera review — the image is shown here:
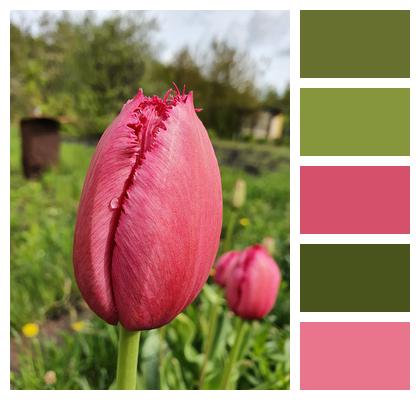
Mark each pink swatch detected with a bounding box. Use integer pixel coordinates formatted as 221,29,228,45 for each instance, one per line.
300,166,410,234
300,322,410,390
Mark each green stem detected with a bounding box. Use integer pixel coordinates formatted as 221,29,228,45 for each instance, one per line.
116,325,141,390
220,319,247,390
32,338,44,375
198,302,220,389
223,210,237,252
159,326,165,388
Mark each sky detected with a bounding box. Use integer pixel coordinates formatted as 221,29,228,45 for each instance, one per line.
11,10,290,94
146,11,290,94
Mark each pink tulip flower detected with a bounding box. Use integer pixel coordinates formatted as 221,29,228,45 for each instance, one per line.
225,245,281,320
73,86,223,331
214,250,241,287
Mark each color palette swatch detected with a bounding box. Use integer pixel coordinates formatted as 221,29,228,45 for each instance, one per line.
300,88,410,156
300,244,410,312
300,323,410,390
300,10,410,78
299,9,411,391
300,166,410,234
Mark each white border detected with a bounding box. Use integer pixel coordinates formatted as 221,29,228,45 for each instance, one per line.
300,157,411,166
300,235,411,244
2,0,420,398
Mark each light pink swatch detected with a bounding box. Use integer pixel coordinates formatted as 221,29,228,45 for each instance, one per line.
300,322,410,390
300,166,410,234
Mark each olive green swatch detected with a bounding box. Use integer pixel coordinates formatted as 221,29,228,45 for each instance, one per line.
300,244,410,312
300,10,410,78
300,88,410,156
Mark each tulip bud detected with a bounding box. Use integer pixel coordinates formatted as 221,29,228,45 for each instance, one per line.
73,87,223,330
232,179,246,209
225,245,280,320
214,250,241,287
262,236,276,255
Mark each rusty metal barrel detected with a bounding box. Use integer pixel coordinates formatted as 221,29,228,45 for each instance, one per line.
20,117,60,178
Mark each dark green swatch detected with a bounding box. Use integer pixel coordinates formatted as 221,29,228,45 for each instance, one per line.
300,10,410,78
300,244,410,312
300,88,410,156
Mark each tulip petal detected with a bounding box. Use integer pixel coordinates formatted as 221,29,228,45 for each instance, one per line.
214,250,241,287
111,94,222,330
73,91,145,324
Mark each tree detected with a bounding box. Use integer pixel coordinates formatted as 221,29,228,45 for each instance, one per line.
203,40,259,138
11,12,289,142
11,11,157,135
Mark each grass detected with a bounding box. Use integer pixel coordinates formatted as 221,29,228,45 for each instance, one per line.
10,128,290,390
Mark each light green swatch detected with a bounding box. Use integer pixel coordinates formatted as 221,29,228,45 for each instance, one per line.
300,88,410,156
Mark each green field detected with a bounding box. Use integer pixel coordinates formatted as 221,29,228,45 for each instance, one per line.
10,129,290,390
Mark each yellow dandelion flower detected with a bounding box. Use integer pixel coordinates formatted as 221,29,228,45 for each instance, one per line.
239,217,250,227
71,320,86,332
22,323,39,338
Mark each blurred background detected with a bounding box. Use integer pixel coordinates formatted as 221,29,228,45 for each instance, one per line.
10,10,290,389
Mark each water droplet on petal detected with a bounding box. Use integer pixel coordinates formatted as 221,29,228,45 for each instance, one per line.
109,197,119,210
